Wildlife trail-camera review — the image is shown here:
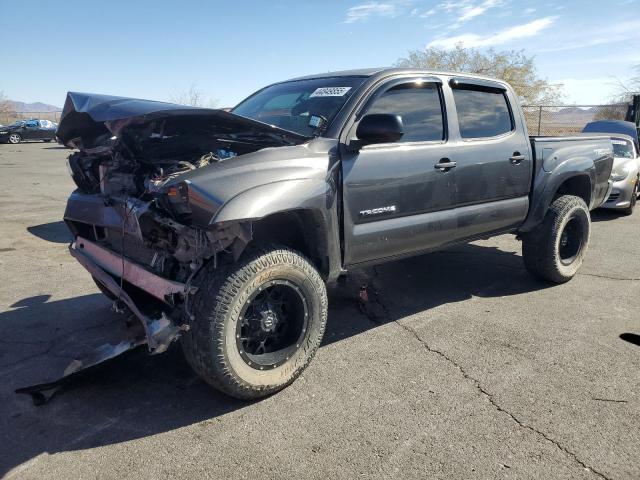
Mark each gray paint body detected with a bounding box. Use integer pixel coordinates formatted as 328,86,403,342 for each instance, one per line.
64,68,614,282
165,69,612,278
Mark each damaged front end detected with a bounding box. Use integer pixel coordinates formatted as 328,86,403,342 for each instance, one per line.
17,92,308,404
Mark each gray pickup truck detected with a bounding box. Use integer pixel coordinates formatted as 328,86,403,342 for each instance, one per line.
21,68,614,402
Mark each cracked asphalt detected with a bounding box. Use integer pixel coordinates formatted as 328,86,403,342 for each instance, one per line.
1,143,639,479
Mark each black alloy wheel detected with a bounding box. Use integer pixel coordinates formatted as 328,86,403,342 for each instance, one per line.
236,279,309,370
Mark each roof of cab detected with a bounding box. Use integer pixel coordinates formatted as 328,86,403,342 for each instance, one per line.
287,68,387,81
286,67,501,83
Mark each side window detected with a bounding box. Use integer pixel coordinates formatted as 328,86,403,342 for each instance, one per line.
366,83,444,143
452,85,513,138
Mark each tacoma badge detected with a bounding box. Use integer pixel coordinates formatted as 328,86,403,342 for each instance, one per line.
359,205,397,217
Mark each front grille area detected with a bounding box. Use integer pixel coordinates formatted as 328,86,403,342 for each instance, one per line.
607,191,620,202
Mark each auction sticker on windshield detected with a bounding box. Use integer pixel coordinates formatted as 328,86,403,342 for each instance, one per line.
310,87,352,97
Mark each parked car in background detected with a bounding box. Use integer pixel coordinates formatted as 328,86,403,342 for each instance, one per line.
583,121,640,215
0,119,57,144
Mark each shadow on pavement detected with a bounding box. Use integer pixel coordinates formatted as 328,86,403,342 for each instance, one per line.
27,221,72,243
0,242,550,476
619,333,640,347
590,209,627,222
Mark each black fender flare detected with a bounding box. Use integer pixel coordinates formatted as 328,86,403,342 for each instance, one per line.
211,178,343,281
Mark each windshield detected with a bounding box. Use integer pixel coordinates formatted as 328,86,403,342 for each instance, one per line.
612,138,635,159
232,76,367,137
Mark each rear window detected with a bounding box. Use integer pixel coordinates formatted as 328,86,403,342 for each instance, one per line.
452,86,513,138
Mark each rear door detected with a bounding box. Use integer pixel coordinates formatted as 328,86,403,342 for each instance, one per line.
341,77,458,265
445,78,531,237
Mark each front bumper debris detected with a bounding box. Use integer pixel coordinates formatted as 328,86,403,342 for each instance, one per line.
15,338,146,405
71,236,186,305
15,238,190,405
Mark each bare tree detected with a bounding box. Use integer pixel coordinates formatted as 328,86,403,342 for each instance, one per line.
616,65,640,95
592,102,629,121
0,90,16,124
396,45,563,105
594,65,640,121
169,84,217,108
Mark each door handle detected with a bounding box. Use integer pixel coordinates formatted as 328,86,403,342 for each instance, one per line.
510,153,526,165
434,158,457,171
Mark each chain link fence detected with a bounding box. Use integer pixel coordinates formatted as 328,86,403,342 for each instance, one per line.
522,103,629,136
0,110,62,126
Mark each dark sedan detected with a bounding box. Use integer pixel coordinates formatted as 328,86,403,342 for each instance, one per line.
0,119,57,144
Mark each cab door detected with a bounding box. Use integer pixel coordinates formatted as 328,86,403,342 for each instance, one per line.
341,77,458,265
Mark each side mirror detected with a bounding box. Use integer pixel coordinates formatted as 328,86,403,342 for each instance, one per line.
355,114,404,146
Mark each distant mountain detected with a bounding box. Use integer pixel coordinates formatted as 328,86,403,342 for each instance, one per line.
556,107,595,115
9,101,61,112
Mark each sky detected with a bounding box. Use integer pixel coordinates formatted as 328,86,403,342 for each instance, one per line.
1,0,638,108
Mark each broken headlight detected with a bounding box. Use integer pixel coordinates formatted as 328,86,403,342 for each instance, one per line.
161,181,191,218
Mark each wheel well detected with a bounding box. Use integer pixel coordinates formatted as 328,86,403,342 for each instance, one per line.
250,210,328,278
554,175,591,207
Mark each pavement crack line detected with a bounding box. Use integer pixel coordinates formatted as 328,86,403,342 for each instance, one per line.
358,266,611,480
577,272,640,282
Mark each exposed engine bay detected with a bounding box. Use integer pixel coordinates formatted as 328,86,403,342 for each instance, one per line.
61,93,308,286
65,133,246,286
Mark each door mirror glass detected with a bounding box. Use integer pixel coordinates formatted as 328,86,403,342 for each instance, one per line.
356,114,404,145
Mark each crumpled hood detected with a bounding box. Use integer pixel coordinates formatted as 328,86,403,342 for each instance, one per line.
56,92,309,151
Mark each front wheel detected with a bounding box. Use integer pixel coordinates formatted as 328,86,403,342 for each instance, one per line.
181,245,328,399
8,133,21,144
522,195,591,283
621,179,638,216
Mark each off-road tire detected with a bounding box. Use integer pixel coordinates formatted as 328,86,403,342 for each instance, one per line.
181,245,328,399
522,195,590,283
621,178,637,216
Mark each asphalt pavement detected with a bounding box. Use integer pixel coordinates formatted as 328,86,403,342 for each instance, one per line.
1,142,638,479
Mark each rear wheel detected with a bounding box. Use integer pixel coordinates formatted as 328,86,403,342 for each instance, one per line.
522,195,591,283
8,133,21,144
181,245,328,399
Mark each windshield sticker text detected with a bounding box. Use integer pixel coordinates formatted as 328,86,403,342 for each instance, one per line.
310,87,352,98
